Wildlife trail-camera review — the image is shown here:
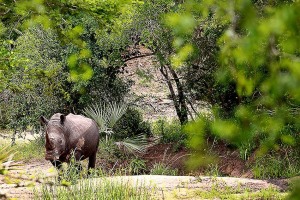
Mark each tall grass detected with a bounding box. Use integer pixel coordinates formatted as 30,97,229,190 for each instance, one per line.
252,151,300,179
0,131,45,161
34,179,152,200
0,139,44,161
13,141,44,161
191,186,287,200
35,152,152,199
150,162,178,176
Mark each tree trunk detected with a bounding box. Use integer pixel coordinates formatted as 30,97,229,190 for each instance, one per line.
159,64,188,125
167,65,188,124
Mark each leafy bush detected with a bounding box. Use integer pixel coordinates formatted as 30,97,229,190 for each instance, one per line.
97,138,121,162
152,118,186,149
237,123,300,161
172,2,300,183
64,12,132,110
113,108,151,139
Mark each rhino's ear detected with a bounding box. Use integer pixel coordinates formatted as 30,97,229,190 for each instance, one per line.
40,116,49,126
60,114,66,125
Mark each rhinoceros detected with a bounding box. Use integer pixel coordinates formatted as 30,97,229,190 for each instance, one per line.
40,113,100,170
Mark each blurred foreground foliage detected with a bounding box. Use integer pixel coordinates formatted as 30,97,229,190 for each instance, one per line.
0,145,15,175
166,0,300,171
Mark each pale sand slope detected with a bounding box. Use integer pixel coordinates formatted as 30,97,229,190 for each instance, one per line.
1,160,289,199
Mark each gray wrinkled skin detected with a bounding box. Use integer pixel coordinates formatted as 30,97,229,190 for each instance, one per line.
40,113,100,170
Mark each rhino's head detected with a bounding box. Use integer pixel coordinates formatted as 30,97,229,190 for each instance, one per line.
40,114,67,161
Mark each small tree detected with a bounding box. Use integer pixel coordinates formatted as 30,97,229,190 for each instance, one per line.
0,26,67,144
129,0,189,124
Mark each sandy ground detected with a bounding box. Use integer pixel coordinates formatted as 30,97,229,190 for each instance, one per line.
0,160,289,200
0,160,54,199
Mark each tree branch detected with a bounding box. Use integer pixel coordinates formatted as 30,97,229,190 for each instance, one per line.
123,53,155,62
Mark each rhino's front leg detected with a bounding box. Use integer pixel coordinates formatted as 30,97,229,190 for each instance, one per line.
51,160,62,169
73,150,82,160
73,150,83,172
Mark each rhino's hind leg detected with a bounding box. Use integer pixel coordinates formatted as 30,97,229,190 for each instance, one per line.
88,151,97,171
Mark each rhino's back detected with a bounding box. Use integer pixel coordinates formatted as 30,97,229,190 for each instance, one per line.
65,113,99,139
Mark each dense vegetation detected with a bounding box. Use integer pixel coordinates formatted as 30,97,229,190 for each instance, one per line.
1,0,300,199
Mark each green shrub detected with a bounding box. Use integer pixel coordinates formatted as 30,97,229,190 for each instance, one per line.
152,118,186,148
97,138,122,161
113,108,151,139
128,158,147,175
237,123,300,161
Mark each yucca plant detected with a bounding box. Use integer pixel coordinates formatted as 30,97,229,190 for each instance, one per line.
84,102,158,156
115,134,159,156
84,102,127,138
